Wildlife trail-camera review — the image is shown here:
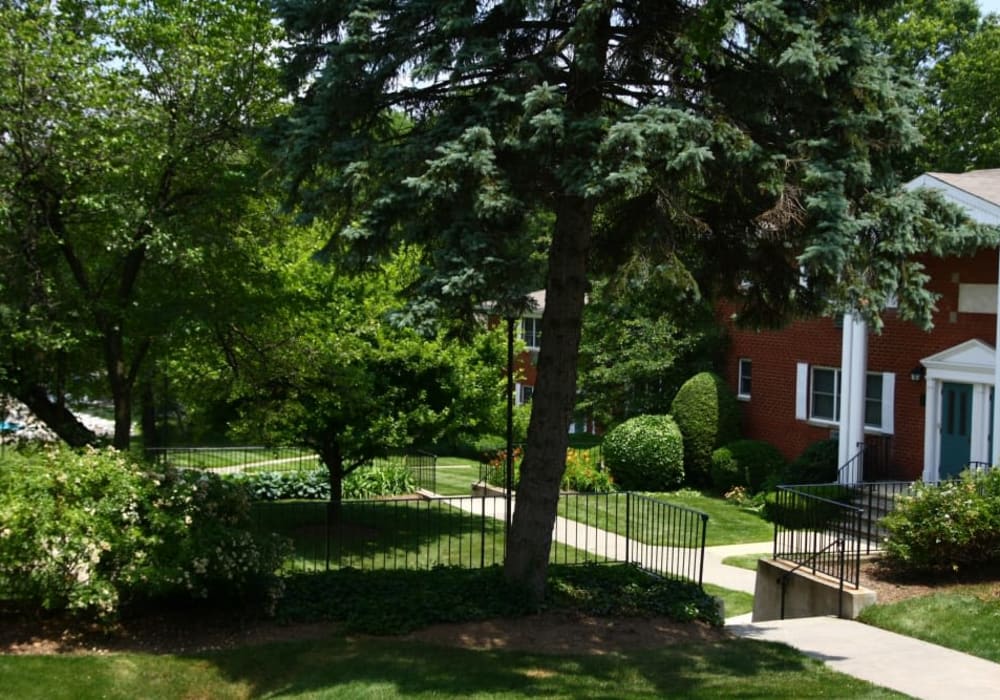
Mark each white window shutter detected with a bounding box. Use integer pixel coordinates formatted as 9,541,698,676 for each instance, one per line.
795,363,809,420
881,372,895,434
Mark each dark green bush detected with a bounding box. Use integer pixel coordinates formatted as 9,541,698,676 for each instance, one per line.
603,414,684,491
710,439,786,493
670,372,741,485
784,439,839,484
882,470,1000,574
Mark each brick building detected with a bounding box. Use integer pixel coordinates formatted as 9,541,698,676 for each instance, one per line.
723,170,1000,482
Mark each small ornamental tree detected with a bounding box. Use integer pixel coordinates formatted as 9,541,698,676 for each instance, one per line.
603,415,684,491
671,373,741,485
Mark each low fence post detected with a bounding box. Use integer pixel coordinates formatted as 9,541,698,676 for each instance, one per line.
698,513,708,587
625,492,631,565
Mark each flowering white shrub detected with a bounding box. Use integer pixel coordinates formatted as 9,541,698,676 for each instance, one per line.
0,447,288,619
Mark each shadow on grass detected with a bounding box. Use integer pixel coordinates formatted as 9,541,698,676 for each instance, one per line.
186,634,903,699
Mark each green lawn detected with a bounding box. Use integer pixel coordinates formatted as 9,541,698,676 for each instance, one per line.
0,634,906,699
704,582,753,617
432,464,483,495
253,499,598,572
555,491,773,547
858,584,1000,663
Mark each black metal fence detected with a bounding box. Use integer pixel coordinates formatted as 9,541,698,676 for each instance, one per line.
252,491,709,585
145,446,437,491
146,446,320,473
771,485,865,590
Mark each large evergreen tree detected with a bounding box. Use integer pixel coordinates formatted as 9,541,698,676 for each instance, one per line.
272,0,991,599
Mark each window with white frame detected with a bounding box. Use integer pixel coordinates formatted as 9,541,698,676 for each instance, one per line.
737,358,752,399
521,317,541,349
795,363,894,433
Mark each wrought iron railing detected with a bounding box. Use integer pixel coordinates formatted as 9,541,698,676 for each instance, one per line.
252,491,709,585
771,485,864,597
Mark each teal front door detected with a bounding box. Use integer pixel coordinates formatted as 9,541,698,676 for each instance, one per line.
940,382,973,479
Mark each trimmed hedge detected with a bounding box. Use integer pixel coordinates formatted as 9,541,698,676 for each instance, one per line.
603,414,684,491
784,439,839,484
710,439,786,493
670,372,741,485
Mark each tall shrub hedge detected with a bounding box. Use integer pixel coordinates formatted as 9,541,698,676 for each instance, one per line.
603,414,684,490
670,372,741,484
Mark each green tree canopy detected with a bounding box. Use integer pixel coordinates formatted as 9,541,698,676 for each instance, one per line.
216,234,504,510
271,0,992,599
0,0,281,447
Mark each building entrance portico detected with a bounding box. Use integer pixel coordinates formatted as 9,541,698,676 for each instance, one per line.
921,339,996,482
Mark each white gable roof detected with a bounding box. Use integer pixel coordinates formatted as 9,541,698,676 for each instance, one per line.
922,339,997,382
905,170,1000,226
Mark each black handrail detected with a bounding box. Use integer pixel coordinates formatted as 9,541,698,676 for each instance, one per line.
778,538,846,619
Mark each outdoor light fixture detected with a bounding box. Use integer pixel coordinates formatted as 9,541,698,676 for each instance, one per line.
910,365,926,382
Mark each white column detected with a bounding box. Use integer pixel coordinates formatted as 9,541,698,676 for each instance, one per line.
838,312,868,483
923,377,939,482
993,250,1000,466
972,384,990,465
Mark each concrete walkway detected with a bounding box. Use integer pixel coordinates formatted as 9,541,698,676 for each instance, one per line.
727,615,1000,699
700,542,1000,700
431,490,1000,698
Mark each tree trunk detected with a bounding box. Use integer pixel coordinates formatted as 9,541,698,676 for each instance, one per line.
13,382,97,447
504,196,594,601
140,376,159,449
319,439,345,524
502,9,609,602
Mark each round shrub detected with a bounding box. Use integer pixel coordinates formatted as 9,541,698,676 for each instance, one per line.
784,439,838,484
0,446,287,620
710,439,786,493
882,469,1000,574
603,415,684,491
670,372,741,485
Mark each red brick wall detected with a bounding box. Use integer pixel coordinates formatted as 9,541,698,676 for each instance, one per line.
722,250,999,480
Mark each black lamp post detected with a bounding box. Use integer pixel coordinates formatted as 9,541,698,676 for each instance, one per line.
505,315,515,552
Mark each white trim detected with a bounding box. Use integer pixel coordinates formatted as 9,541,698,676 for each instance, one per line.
795,363,809,420
880,372,895,435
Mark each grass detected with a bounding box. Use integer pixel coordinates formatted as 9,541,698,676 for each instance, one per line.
858,583,1000,663
252,499,599,572
704,582,753,617
722,553,770,571
432,464,483,495
555,490,773,547
0,634,906,699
